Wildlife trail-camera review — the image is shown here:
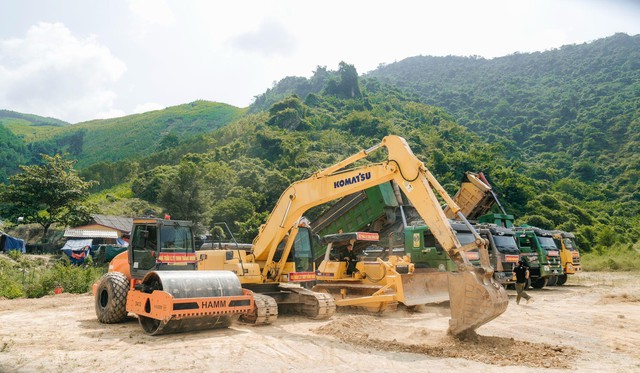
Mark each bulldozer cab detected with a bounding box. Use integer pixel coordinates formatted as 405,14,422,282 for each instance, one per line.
317,232,381,280
129,219,197,279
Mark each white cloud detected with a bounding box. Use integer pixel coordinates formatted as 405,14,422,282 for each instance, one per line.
133,102,165,114
0,22,126,123
229,18,298,57
129,0,175,26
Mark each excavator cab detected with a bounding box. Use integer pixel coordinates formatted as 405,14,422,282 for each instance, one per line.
272,226,316,282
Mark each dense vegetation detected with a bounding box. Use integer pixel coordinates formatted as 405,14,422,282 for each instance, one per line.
1,34,639,267
0,251,103,299
367,33,640,234
0,101,245,182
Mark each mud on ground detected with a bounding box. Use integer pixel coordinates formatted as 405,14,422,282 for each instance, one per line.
0,271,639,372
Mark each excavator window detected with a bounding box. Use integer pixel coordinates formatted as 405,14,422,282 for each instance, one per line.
293,231,313,272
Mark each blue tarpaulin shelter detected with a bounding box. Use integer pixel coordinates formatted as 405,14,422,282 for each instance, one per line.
1,232,26,253
60,239,93,265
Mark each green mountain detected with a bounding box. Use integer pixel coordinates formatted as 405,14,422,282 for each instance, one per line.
366,33,640,184
2,34,639,256
1,101,246,175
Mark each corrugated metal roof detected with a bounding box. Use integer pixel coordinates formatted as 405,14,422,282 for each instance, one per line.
92,215,133,233
64,229,119,238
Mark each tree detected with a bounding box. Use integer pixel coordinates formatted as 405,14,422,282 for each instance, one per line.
158,160,206,224
0,154,96,242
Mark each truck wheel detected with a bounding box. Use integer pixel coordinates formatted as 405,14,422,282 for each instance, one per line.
556,274,568,286
547,276,558,286
531,277,547,289
95,272,129,324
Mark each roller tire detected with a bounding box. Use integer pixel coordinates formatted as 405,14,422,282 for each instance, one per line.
95,272,129,324
556,274,568,286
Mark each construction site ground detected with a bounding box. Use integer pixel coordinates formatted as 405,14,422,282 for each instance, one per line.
1,271,639,373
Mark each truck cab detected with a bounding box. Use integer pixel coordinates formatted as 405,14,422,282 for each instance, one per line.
513,227,563,288
403,221,477,272
552,230,582,285
474,224,520,286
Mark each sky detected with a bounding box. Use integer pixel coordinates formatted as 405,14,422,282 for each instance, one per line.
0,0,639,124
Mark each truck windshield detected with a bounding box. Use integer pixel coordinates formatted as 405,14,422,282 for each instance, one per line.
493,235,519,254
457,232,476,245
537,236,558,251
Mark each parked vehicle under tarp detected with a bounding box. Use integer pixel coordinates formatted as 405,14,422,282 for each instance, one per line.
60,239,93,265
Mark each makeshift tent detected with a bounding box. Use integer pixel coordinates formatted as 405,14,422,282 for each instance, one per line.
60,239,93,265
92,244,128,263
0,232,26,253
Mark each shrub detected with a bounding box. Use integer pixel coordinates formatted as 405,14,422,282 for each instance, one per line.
582,243,640,271
0,254,106,299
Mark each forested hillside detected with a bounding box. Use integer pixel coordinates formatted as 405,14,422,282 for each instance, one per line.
1,34,639,256
367,33,640,202
70,58,639,254
0,111,69,183
0,101,245,180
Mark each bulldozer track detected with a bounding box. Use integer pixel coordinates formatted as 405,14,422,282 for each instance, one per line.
239,293,279,325
293,287,337,320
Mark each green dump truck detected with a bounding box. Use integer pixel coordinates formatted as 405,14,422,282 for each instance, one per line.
512,226,563,288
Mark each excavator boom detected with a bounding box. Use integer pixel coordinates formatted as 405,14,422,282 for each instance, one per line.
251,136,508,336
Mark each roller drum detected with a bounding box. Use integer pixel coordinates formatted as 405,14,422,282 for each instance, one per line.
139,270,243,335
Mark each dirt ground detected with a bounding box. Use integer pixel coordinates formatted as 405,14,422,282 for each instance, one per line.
1,271,639,373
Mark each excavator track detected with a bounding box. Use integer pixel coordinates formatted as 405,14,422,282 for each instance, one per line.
239,293,278,325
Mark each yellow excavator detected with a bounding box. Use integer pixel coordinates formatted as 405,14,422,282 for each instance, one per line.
200,135,507,336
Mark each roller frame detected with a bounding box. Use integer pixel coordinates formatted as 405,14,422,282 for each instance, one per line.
127,287,255,323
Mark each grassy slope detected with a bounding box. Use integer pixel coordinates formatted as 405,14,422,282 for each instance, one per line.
5,101,246,168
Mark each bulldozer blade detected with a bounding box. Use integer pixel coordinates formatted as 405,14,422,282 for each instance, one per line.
399,270,450,306
447,269,508,336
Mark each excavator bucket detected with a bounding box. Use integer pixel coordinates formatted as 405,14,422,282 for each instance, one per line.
447,269,508,336
399,270,450,306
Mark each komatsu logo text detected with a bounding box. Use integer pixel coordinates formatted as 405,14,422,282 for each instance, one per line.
202,300,227,309
334,172,371,188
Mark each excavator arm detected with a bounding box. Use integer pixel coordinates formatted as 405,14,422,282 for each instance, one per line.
252,135,508,336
